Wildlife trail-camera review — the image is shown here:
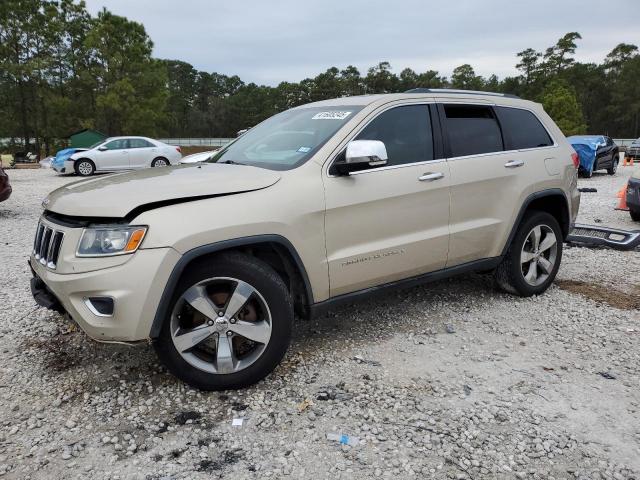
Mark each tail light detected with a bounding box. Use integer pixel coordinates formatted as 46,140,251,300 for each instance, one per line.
571,151,579,169
175,146,181,153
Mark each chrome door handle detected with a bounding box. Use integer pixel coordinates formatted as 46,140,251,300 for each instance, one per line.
504,159,524,168
418,172,444,182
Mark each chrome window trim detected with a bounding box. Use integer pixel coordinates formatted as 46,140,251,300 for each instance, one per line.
325,100,437,178
347,158,446,176
440,102,558,161
325,100,559,177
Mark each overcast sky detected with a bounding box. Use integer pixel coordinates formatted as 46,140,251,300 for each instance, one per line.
83,0,639,85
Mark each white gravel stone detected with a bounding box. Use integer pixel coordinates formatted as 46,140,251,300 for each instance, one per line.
0,167,638,479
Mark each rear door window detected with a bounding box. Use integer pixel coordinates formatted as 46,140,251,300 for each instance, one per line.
129,138,154,149
443,105,504,157
496,107,553,150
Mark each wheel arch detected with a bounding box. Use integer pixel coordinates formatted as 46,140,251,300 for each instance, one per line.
149,235,314,339
74,158,96,173
501,189,571,256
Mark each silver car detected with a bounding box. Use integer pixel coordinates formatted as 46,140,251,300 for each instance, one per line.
627,138,640,160
68,136,183,176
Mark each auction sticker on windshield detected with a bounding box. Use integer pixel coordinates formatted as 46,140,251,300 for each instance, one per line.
312,111,352,120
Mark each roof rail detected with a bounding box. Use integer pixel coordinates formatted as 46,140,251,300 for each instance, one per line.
405,88,520,99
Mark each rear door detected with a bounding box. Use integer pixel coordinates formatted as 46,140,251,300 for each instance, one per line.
127,138,158,168
95,139,130,170
440,103,536,266
323,103,451,296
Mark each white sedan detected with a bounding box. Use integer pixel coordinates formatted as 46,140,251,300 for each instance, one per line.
68,136,182,176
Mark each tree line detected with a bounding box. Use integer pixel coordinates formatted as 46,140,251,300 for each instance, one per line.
1,0,639,156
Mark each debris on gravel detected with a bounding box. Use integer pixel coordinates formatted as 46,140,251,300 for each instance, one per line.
0,167,638,479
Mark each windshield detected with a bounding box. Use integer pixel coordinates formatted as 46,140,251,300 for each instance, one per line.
207,106,363,170
87,139,107,149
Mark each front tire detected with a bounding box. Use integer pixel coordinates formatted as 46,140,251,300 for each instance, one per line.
154,253,293,390
75,159,95,176
495,211,563,297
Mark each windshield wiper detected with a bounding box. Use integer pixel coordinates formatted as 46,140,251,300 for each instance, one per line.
219,159,245,166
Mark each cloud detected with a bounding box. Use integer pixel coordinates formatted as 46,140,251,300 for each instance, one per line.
83,0,639,85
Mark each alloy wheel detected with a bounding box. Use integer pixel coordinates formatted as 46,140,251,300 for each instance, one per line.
78,161,93,175
153,159,168,167
520,225,558,287
170,277,272,374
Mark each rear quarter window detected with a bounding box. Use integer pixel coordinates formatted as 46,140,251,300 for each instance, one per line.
496,107,553,150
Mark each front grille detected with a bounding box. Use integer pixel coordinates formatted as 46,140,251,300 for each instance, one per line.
33,222,64,269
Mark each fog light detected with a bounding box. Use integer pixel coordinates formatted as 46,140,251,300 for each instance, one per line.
84,297,114,317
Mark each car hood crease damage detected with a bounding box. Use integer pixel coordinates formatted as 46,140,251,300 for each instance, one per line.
43,164,282,218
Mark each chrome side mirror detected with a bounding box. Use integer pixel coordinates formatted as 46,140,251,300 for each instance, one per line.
335,140,388,175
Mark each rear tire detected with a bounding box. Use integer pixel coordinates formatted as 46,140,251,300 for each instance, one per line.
75,159,95,176
495,211,563,297
151,157,169,167
154,252,293,390
607,157,618,175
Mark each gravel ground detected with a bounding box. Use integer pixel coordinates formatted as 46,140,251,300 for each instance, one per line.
0,165,639,480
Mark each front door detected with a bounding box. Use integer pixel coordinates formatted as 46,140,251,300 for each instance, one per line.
323,104,451,297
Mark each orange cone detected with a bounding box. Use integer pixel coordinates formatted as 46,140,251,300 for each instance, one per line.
623,155,634,167
615,182,629,211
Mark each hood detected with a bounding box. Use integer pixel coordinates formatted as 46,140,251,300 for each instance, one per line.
180,150,217,164
56,147,87,159
44,163,281,218
53,148,88,166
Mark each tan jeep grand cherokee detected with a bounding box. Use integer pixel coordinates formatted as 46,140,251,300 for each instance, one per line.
30,89,580,390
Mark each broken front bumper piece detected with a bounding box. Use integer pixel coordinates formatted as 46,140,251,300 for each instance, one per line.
567,224,640,250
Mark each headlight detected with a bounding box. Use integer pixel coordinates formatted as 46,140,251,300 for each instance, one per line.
76,226,147,257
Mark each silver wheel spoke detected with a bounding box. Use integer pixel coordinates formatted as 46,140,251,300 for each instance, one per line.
170,276,272,376
530,226,542,250
183,285,219,320
224,281,255,319
538,257,553,274
538,234,557,253
173,324,216,352
229,320,271,344
524,261,538,284
521,250,535,263
216,334,235,373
